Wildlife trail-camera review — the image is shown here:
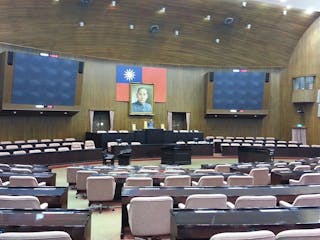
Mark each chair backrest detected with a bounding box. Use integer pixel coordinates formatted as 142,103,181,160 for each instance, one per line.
65,137,76,141
210,230,275,240
214,164,230,173
0,152,10,156
184,194,229,209
196,176,225,187
164,175,191,187
71,142,82,150
84,140,95,149
0,195,42,209
9,176,40,187
5,145,18,150
276,228,320,240
27,139,38,143
14,140,25,144
234,195,277,208
58,147,70,152
193,169,216,174
40,139,51,143
76,170,98,190
12,150,27,155
44,148,57,152
29,149,42,153
66,166,84,184
293,165,311,171
21,144,34,149
227,175,254,186
294,173,320,185
48,142,60,147
35,143,47,148
124,177,153,187
10,167,32,174
86,176,116,201
128,196,173,236
292,194,320,207
0,231,72,240
249,168,270,186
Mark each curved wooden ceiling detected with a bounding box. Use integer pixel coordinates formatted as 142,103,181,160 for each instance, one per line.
0,0,318,67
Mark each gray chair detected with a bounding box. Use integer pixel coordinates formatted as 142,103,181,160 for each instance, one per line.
210,230,275,240
0,195,48,209
178,194,231,209
276,228,320,240
0,231,72,240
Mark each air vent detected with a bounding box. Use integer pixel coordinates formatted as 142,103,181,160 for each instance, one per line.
224,17,234,25
150,24,160,33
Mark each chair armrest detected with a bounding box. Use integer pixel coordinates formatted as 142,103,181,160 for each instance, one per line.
38,182,46,187
226,201,235,209
279,200,293,207
159,182,165,187
289,179,299,185
223,180,227,185
2,181,9,186
178,203,185,209
40,202,49,209
191,181,198,186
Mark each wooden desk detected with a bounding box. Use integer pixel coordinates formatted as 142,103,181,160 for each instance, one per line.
270,170,314,185
0,172,56,186
171,207,320,239
0,149,102,165
121,185,320,239
0,187,68,208
161,145,192,165
0,209,90,240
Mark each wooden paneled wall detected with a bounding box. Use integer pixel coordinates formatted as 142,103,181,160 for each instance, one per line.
284,16,320,145
0,44,284,141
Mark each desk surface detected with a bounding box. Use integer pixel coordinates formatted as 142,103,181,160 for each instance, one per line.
171,207,320,239
0,209,90,240
0,187,68,208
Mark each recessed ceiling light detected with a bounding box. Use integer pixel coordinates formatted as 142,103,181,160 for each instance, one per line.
79,21,85,27
111,0,116,7
282,9,287,15
158,7,166,14
204,15,211,21
215,38,220,44
129,24,135,30
174,30,179,36
246,23,252,29
242,1,247,7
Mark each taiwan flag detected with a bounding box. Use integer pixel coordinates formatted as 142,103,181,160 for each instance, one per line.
116,65,167,102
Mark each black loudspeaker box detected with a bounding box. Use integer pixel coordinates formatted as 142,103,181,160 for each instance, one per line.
265,72,270,83
78,62,84,73
209,72,214,82
7,51,14,65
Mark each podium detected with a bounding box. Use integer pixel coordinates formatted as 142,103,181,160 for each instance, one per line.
161,144,191,165
292,127,307,145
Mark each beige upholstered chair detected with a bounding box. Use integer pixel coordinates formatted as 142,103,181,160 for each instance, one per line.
226,175,254,186
289,173,320,185
107,141,118,151
75,170,98,195
9,176,46,187
279,194,320,207
127,196,173,237
84,140,95,149
5,144,19,150
13,150,27,155
0,178,9,186
124,177,153,187
0,152,10,156
86,176,116,211
214,164,231,173
13,164,33,169
65,138,76,141
35,143,47,148
14,140,25,144
192,175,226,187
249,168,270,186
130,141,141,145
66,166,84,187
0,141,12,144
210,230,275,240
48,142,60,147
293,165,311,171
53,138,63,142
21,144,34,149
44,148,57,152
271,167,291,173
40,139,51,143
276,228,320,240
0,231,72,240
163,169,185,174
160,175,191,187
193,169,216,174
71,142,82,150
178,194,231,209
140,165,159,170
228,195,277,209
10,167,32,174
26,139,38,143
58,147,70,152
137,169,159,174
0,195,48,209
29,149,42,153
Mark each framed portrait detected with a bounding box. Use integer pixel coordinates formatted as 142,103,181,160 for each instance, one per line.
129,83,154,115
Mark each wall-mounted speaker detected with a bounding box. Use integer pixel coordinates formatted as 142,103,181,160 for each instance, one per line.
78,62,84,73
209,72,214,82
265,72,270,83
7,51,14,65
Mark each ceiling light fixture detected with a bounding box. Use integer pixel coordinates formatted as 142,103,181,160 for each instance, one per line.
242,1,247,7
246,23,252,29
129,24,135,30
282,9,287,15
111,0,116,7
215,38,220,44
174,30,179,36
79,21,85,27
158,7,166,14
204,15,211,21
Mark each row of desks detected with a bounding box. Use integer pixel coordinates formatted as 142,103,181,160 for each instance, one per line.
121,185,320,239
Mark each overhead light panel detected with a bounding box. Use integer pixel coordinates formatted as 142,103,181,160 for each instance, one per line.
158,7,166,14
129,24,135,30
242,1,247,7
111,0,116,7
204,15,211,21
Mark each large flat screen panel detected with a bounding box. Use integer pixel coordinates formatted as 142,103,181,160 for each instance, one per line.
12,52,78,106
213,71,265,110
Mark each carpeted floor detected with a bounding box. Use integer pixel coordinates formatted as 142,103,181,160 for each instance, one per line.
52,156,297,240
